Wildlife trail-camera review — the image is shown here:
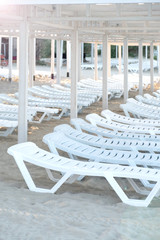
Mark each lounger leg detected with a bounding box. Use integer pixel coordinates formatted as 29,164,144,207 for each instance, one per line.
105,174,160,207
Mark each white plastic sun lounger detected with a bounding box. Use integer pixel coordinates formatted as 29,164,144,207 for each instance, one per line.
0,96,60,122
120,101,160,120
101,109,160,127
28,87,95,105
86,113,160,135
42,84,102,101
122,98,160,118
8,141,160,207
0,94,72,119
0,119,18,136
54,124,160,153
71,118,160,142
136,94,160,107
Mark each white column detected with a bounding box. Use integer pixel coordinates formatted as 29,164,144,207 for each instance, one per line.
17,37,19,71
139,40,143,95
94,42,98,80
56,39,61,84
81,42,84,65
123,38,128,103
51,39,55,79
78,41,81,81
116,45,118,58
158,45,160,75
18,20,28,143
8,36,13,81
71,27,78,119
118,45,122,74
28,37,35,87
0,37,1,66
60,40,63,68
102,33,108,110
108,43,111,77
150,42,154,92
66,40,70,77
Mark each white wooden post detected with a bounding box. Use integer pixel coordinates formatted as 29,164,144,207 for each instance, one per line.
139,40,143,95
28,37,35,87
0,37,1,66
51,39,55,79
123,38,128,103
158,44,160,75
118,45,122,74
8,36,13,82
56,39,61,84
150,42,154,92
71,27,78,119
17,37,19,71
102,32,108,110
18,20,28,143
94,42,98,80
81,42,84,65
78,41,81,81
66,40,70,77
108,43,111,77
60,40,63,67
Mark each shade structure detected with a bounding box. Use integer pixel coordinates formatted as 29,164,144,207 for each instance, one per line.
1,1,160,142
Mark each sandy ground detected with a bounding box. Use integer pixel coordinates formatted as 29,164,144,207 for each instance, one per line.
0,68,160,240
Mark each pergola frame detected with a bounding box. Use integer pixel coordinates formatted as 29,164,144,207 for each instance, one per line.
1,1,160,142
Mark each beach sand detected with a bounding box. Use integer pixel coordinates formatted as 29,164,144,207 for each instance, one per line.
0,70,160,240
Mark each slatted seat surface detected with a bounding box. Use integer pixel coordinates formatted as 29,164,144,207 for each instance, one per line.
120,102,160,120
43,132,160,167
86,113,160,135
8,142,160,207
8,142,160,181
101,109,160,127
54,124,160,153
30,86,97,103
71,118,160,141
0,119,18,128
15,92,90,107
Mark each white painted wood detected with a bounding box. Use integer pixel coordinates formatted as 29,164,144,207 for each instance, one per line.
108,43,111,77
71,26,78,119
60,40,63,67
8,36,13,82
102,32,108,110
123,38,128,103
51,39,55,79
118,44,122,74
56,39,61,84
139,40,143,95
66,40,70,77
18,20,28,143
94,42,98,80
5,1,160,5
81,42,84,65
0,37,1,66
78,41,81,81
158,45,160,75
17,37,19,71
28,37,35,87
150,41,154,92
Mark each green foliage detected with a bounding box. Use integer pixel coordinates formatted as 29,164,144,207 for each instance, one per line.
41,39,51,58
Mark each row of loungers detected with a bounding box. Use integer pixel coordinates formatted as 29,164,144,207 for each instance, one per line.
0,83,102,136
8,106,160,207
